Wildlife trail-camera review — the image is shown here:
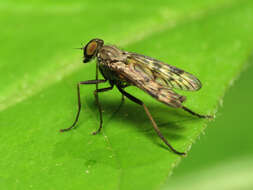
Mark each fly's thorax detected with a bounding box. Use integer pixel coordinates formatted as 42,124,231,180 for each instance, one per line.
98,63,129,86
96,46,129,86
97,45,127,64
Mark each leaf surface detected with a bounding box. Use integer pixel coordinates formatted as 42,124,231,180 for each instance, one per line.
0,0,253,189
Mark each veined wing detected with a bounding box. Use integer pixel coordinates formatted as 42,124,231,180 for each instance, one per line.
127,53,202,91
107,60,186,108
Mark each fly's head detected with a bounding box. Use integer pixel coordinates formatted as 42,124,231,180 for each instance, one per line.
82,38,104,63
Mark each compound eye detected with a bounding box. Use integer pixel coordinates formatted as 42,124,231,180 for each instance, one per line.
86,41,98,56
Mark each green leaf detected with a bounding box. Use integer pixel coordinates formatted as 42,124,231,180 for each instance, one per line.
0,0,253,190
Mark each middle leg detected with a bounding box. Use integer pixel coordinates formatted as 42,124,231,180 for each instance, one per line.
93,85,114,135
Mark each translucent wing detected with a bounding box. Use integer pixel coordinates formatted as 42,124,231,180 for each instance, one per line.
127,53,202,91
106,60,186,108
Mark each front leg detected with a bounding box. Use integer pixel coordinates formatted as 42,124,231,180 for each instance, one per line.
60,79,107,132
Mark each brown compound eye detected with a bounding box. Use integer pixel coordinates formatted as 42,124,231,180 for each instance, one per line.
86,41,98,56
83,38,104,63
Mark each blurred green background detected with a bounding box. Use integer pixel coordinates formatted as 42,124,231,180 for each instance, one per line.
0,0,253,190
167,61,253,190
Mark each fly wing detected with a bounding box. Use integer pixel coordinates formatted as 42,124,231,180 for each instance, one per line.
107,60,186,108
128,53,202,91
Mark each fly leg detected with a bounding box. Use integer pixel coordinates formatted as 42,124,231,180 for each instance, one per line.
92,85,114,135
117,86,185,155
60,79,107,132
182,106,212,118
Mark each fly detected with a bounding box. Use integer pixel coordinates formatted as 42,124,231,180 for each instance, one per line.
60,38,212,155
